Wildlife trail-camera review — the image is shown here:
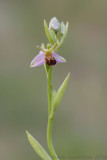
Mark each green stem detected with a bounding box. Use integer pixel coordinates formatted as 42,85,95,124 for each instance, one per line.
47,67,59,160
47,67,52,116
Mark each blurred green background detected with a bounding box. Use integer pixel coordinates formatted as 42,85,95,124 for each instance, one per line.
0,0,107,160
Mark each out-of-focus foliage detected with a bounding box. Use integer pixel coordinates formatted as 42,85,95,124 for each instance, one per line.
0,0,107,160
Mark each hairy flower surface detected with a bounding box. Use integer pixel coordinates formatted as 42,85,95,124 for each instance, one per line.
30,49,66,67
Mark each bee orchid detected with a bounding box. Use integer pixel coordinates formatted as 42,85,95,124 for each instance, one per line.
30,45,66,67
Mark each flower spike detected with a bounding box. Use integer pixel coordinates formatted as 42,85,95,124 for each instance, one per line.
28,17,69,160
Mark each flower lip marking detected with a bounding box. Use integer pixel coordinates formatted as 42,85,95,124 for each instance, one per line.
45,55,56,66
45,51,56,66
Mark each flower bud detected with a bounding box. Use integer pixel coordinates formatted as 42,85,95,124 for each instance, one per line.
49,17,60,32
60,21,65,35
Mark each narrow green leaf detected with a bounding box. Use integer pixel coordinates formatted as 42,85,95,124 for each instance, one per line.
51,89,56,105
44,20,55,45
58,22,68,48
26,131,52,160
50,73,70,118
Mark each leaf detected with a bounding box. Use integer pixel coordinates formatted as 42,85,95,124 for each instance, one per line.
50,73,70,118
51,89,56,105
58,22,68,48
26,131,52,160
44,20,55,45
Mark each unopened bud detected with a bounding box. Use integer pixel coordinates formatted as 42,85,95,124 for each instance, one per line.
60,21,65,35
49,17,60,32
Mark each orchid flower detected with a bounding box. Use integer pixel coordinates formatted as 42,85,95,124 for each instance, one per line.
30,45,66,67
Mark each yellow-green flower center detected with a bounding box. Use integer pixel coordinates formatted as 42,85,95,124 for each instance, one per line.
45,50,52,57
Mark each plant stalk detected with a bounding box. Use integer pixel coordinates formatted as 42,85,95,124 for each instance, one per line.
47,67,59,160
